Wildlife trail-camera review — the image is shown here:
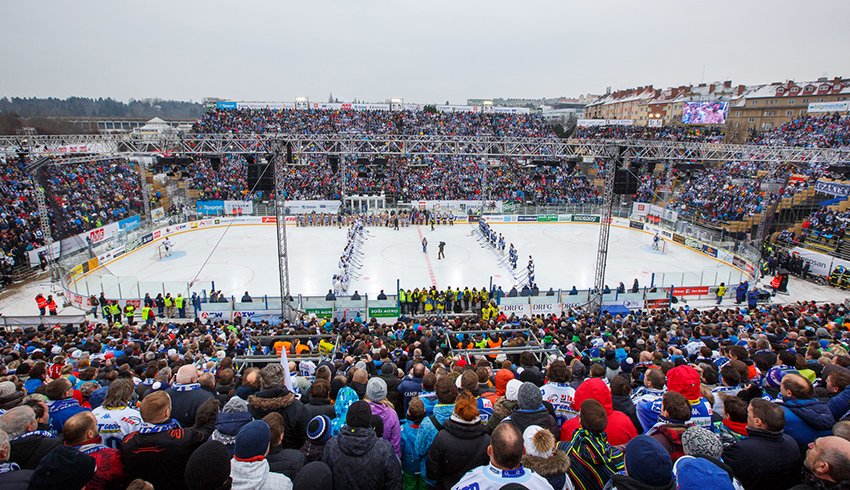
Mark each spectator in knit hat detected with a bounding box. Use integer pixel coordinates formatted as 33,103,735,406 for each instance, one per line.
521,425,571,490
505,382,559,437
185,440,232,490
426,390,490,489
29,445,96,490
230,420,293,490
672,426,743,489
263,412,306,480
293,461,333,490
301,415,332,463
212,397,254,454
322,400,402,490
606,436,674,490
365,377,402,458
488,378,521,433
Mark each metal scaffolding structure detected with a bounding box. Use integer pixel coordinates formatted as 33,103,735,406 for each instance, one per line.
591,146,622,313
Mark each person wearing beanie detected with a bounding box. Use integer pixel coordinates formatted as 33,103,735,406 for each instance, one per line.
401,397,427,490
378,362,404,421
62,411,126,490
366,377,402,459
28,445,96,490
561,378,638,447
230,420,293,490
672,426,743,489
414,376,458,487
505,382,559,437
488,378,522,434
122,391,218,490
212,397,254,454
292,461,333,490
301,415,332,463
247,364,310,450
426,390,490,490
638,365,713,432
521,425,573,490
563,399,623,490
186,440,233,490
322,401,402,490
606,436,674,490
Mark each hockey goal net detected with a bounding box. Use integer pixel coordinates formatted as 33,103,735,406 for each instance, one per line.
651,240,667,254
155,243,169,259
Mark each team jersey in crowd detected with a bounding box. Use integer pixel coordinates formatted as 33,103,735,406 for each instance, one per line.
540,382,577,426
453,464,555,490
92,405,143,449
637,396,714,432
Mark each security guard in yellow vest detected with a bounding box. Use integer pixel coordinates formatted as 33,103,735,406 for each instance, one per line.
164,294,174,317
141,305,153,326
123,303,135,325
175,294,185,318
102,301,113,323
109,302,121,323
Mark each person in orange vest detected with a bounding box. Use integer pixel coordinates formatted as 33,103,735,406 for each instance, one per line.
487,332,503,360
46,295,58,315
35,294,48,315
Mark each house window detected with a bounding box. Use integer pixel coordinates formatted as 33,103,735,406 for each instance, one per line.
748,117,754,122
786,110,793,116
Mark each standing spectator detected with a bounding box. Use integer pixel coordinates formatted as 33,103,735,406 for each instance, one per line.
263,412,306,481
564,399,624,490
301,415,332,464
414,377,457,486
167,365,214,428
452,423,552,490
605,436,675,490
304,379,336,420
184,440,233,490
248,364,309,450
541,360,577,427
561,378,637,447
45,378,89,434
398,364,425,414
365,377,402,459
211,397,253,454
521,425,573,490
676,426,743,489
426,390,490,490
230,420,293,490
322,401,402,490
792,436,850,490
0,428,32,487
92,379,142,449
646,392,693,462
487,378,521,433
63,411,126,490
0,406,60,470
28,445,96,490
46,295,58,316
35,294,47,316
400,398,426,490
723,398,803,489
778,374,835,451
505,382,559,436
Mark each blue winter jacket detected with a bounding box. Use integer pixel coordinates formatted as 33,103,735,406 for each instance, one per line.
414,403,454,485
400,419,424,475
828,385,850,421
781,398,835,451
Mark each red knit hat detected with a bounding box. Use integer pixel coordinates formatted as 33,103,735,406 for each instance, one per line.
666,365,701,401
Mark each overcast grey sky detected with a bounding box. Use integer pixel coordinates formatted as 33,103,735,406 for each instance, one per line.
3,0,849,104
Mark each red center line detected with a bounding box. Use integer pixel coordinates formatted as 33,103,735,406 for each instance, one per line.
415,225,438,288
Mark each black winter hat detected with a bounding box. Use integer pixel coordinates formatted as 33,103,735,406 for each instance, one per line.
346,400,373,429
294,461,333,490
186,440,233,490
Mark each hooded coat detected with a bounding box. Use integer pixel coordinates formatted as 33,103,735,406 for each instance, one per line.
426,417,490,490
560,379,638,446
247,387,309,449
368,401,402,459
322,426,402,490
779,398,835,451
523,449,572,490
330,387,360,436
8,434,61,470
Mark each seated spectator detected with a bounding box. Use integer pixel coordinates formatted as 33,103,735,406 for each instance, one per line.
561,378,637,446
453,422,553,490
0,405,61,470
793,435,850,490
230,420,293,490
263,412,306,480
122,391,217,490
723,398,803,489
322,400,402,490
63,411,126,490
521,425,572,490
779,374,835,451
167,365,214,428
505,381,559,437
646,392,693,462
0,428,32,488
606,436,675,490
426,390,490,490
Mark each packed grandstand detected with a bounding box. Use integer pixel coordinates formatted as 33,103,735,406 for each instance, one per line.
0,101,849,490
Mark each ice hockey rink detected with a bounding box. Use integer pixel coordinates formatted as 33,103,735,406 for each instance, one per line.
66,222,741,300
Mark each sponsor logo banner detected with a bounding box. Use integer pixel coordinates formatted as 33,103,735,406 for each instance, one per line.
672,233,686,244
645,298,671,309
685,237,702,250
368,307,400,318
557,214,572,222
815,180,850,198
517,215,537,222
261,216,276,224
196,200,225,215
498,303,530,316
530,301,562,316
467,216,480,223
572,214,601,223
629,220,644,230
305,308,333,319
702,245,718,257
537,214,558,222
732,256,747,269
672,286,709,296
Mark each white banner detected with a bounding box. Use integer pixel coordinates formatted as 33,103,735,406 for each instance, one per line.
647,119,663,128
224,200,254,215
807,101,850,113
576,119,634,127
283,200,342,215
498,297,530,317
790,246,834,276
632,202,650,218
151,207,165,220
530,297,562,316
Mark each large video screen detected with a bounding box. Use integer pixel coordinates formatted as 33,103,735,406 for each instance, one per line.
681,101,728,125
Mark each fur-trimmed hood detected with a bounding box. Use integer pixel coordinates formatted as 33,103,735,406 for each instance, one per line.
247,387,296,412
522,449,570,476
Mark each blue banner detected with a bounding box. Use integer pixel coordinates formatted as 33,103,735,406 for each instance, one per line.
815,180,850,198
216,101,237,110
118,215,141,231
196,200,225,215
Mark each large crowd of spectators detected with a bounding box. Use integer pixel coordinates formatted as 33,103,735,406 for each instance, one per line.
0,299,849,489
571,125,726,143
752,114,850,148
0,155,42,273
